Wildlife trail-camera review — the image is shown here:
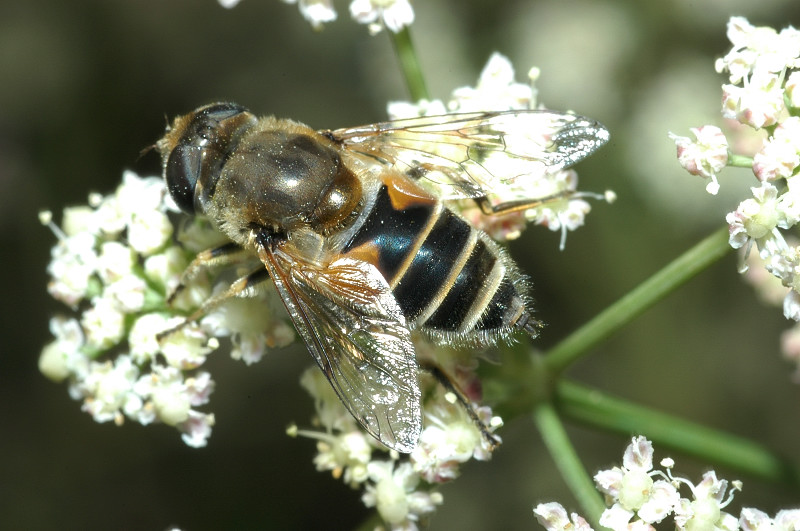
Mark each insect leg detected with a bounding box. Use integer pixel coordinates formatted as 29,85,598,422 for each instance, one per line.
420,362,502,450
475,191,573,216
513,310,544,339
167,242,248,304
157,267,270,341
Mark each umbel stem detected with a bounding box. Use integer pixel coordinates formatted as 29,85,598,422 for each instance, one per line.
389,27,429,101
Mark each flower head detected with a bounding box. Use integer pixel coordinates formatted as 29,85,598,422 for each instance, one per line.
311,430,374,486
388,53,611,247
675,17,800,347
726,183,784,247
594,436,679,527
669,125,729,194
752,116,800,182
715,17,800,83
282,0,337,30
673,471,740,531
361,460,442,529
534,502,593,531
273,0,414,33
536,437,766,531
293,342,502,528
41,171,294,446
410,393,501,483
350,0,414,34
449,52,537,112
721,70,785,130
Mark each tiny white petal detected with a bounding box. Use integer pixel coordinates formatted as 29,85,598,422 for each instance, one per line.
81,297,126,349
128,210,173,256
178,411,215,448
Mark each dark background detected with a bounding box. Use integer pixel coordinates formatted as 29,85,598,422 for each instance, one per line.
4,0,800,529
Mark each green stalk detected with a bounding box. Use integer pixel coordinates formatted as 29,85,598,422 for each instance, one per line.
556,380,800,486
545,226,731,374
388,27,429,101
533,403,606,528
728,154,755,168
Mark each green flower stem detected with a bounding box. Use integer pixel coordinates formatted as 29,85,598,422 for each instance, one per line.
389,27,429,101
533,402,606,528
545,226,732,374
728,153,755,168
556,380,800,487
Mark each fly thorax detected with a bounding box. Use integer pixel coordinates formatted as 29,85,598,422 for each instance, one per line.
216,129,362,235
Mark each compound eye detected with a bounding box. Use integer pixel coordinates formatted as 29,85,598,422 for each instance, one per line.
186,103,248,147
199,102,248,122
165,143,200,214
162,102,252,215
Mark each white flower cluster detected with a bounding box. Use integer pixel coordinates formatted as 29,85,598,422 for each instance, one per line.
670,125,729,195
291,350,502,531
670,17,800,372
534,436,800,531
219,0,414,34
40,171,294,447
280,59,608,527
388,52,612,247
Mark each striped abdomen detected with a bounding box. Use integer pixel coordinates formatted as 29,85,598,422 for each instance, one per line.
341,178,532,344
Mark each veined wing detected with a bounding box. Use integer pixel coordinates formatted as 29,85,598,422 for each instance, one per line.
326,110,609,200
256,235,422,452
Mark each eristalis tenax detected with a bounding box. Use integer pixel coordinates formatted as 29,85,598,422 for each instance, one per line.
156,103,608,452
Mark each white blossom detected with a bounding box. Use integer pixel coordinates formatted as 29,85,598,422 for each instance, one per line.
159,319,218,370
282,0,337,30
128,209,173,256
45,231,98,307
673,471,740,531
81,296,126,349
715,17,800,83
721,70,785,130
42,171,293,448
128,313,172,365
387,53,609,246
449,52,535,112
178,410,216,448
79,355,141,425
785,71,800,107
296,356,501,527
311,430,374,487
534,502,594,531
39,317,87,382
350,0,414,34
201,282,293,365
362,460,442,529
670,125,729,194
410,397,500,483
594,436,679,527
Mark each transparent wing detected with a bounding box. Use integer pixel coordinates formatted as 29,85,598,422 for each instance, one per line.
256,238,422,453
326,110,609,200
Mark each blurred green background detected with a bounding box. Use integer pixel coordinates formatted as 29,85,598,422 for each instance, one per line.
4,0,800,529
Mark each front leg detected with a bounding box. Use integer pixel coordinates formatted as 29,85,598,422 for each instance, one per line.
475,190,573,216
157,267,270,342
167,242,249,304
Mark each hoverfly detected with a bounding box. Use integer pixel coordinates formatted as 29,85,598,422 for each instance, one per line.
156,103,608,452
